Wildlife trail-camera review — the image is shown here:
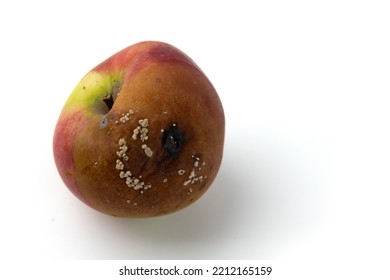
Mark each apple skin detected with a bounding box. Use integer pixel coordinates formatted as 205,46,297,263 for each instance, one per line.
53,41,224,217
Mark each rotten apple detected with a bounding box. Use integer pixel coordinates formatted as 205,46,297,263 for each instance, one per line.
53,41,225,217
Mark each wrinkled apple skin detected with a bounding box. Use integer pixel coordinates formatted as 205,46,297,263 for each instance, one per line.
53,41,224,217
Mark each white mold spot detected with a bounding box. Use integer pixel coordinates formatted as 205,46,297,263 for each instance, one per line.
116,159,124,170
139,118,149,128
178,170,185,175
117,138,129,161
118,109,135,124
132,119,154,157
144,147,153,157
120,114,130,123
189,170,196,179
132,126,141,140
141,144,153,157
118,138,126,146
115,137,152,191
140,128,148,142
132,119,149,142
181,156,207,186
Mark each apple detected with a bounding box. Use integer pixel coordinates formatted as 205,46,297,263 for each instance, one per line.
53,41,225,217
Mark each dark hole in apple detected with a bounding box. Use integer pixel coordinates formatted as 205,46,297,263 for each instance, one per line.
162,124,184,155
102,94,114,111
100,80,122,113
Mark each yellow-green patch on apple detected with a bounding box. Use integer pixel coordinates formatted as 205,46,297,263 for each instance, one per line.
63,72,122,114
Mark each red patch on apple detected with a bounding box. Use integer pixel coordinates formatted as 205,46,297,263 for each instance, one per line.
53,111,90,205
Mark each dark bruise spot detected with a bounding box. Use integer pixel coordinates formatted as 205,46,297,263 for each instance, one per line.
99,116,108,128
162,124,184,155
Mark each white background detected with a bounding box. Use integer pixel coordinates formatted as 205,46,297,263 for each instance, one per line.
1,0,390,278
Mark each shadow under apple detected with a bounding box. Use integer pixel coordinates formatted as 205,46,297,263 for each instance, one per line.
96,160,239,259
